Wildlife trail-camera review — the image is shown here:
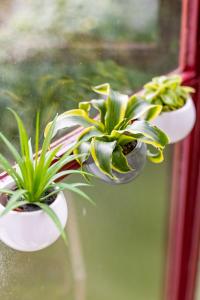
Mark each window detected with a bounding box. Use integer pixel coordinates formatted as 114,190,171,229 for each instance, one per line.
1,1,200,300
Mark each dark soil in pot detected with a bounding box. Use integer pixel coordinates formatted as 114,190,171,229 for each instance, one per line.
0,188,57,212
122,140,137,155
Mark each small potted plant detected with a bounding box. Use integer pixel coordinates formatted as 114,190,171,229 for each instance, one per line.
142,75,196,143
0,109,92,252
45,84,169,184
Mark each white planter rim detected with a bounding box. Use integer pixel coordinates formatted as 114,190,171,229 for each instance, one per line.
159,96,193,116
151,96,196,144
0,191,59,216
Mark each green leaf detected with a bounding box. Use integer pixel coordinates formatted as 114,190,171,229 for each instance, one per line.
90,99,106,124
46,169,94,185
7,108,29,158
92,83,110,95
125,120,169,148
112,145,132,173
77,126,104,143
144,104,162,121
36,202,68,246
117,134,136,146
74,126,104,164
78,101,91,112
42,154,86,194
125,95,162,121
0,189,15,195
33,145,62,199
160,93,176,106
182,86,195,93
0,132,30,189
0,190,27,217
45,109,104,138
0,153,23,187
8,109,34,190
113,118,130,131
0,132,23,167
105,90,128,134
53,182,94,205
74,142,91,165
90,138,117,178
35,111,40,166
147,148,164,163
33,117,58,198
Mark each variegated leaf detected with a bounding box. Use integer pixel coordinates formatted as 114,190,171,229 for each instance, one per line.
91,138,117,178
112,145,132,173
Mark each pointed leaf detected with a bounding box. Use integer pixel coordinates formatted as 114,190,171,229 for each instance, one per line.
147,148,164,163
112,145,133,173
125,120,169,148
74,126,104,164
92,83,110,95
46,169,93,185
53,182,94,205
0,190,27,217
35,111,40,165
45,109,104,138
78,101,91,112
91,138,117,178
105,90,129,134
7,108,29,159
90,99,106,124
0,153,23,186
125,95,162,121
0,132,23,166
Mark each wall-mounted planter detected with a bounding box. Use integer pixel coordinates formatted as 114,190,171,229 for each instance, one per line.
0,192,67,252
86,142,146,184
151,97,196,144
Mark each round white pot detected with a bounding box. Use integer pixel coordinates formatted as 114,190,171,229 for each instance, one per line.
0,192,67,252
151,97,196,144
86,142,147,184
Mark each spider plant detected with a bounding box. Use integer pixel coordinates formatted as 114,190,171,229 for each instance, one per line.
45,83,169,179
0,109,93,245
142,75,195,112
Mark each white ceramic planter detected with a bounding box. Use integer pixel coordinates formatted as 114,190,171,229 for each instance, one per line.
151,97,196,144
0,192,68,252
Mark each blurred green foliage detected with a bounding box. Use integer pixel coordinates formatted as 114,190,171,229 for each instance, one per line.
0,57,151,143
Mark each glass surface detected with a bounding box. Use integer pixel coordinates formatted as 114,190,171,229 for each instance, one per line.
0,0,181,299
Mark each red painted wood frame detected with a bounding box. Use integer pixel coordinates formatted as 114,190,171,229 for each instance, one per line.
0,1,200,300
165,0,200,299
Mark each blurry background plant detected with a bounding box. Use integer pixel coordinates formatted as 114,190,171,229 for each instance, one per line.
0,59,151,159
0,0,158,62
142,75,195,112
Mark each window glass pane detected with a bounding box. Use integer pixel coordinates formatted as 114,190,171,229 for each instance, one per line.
0,1,181,300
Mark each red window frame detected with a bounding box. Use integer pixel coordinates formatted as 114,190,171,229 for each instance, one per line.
165,1,200,300
0,1,200,299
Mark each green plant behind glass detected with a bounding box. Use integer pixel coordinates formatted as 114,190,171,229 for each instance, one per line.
142,75,195,112
45,83,169,179
0,109,93,244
